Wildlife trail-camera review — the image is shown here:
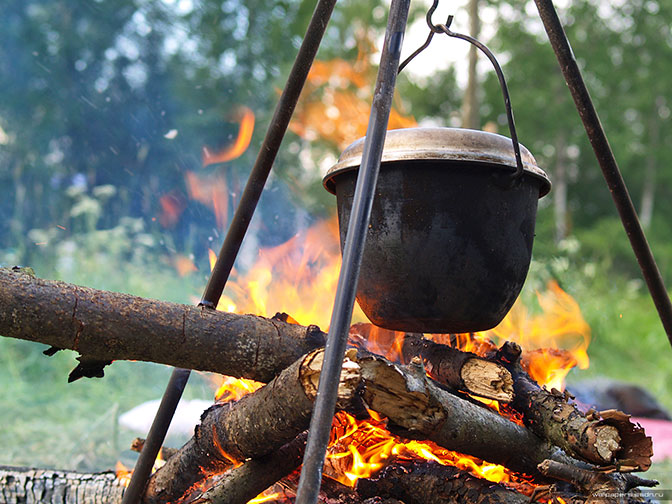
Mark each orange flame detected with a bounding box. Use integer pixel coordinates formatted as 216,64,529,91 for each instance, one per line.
203,106,255,167
486,280,591,390
326,410,514,487
185,170,230,229
216,216,366,328
173,255,198,277
115,448,166,488
158,191,187,228
213,375,263,403
203,213,591,488
115,461,132,487
247,492,282,504
290,39,416,150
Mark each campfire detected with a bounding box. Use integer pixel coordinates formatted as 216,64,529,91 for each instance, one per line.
140,217,649,504
0,4,666,502
0,238,657,503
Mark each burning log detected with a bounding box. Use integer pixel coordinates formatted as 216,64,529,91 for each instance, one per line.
357,353,571,476
0,466,126,504
0,267,325,383
401,332,514,402
537,459,658,503
143,349,360,503
179,433,308,504
355,460,530,504
495,342,652,470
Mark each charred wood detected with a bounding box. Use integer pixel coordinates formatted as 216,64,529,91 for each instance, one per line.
0,466,125,504
0,267,325,383
356,460,530,504
495,342,652,470
180,432,308,504
537,459,658,504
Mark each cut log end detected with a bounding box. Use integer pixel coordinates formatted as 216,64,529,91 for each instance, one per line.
460,358,514,402
300,348,361,408
593,425,621,462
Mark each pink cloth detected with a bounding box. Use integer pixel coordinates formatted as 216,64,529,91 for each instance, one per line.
632,417,672,462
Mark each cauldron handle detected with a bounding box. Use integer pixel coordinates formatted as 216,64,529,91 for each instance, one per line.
398,0,524,185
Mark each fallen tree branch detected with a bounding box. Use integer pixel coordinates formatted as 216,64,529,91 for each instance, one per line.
0,267,325,383
0,466,126,504
495,342,652,470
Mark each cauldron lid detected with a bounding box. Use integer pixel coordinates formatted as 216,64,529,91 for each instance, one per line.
323,127,551,197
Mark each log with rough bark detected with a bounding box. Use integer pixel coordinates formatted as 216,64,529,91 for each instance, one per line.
495,342,652,470
0,267,325,383
537,459,658,504
0,466,126,504
400,332,514,402
357,354,572,476
355,460,530,504
144,349,360,503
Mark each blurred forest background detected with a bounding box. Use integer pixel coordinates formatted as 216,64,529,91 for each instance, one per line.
1,0,671,487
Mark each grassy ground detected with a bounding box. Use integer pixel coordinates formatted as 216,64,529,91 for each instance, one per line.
0,262,670,492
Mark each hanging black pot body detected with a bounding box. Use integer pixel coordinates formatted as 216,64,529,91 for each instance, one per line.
323,127,551,333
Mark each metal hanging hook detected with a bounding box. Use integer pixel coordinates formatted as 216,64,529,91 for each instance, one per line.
398,0,524,183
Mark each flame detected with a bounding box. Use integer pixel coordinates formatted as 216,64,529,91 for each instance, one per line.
185,170,230,229
203,106,255,166
486,280,591,390
115,448,166,488
158,191,187,228
174,255,198,277
247,492,282,504
202,213,591,489
115,461,132,487
213,375,263,402
290,38,416,150
326,411,515,487
217,216,366,328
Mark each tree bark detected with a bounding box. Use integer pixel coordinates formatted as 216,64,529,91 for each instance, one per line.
0,267,325,383
0,466,126,504
401,333,513,402
356,460,529,504
143,349,361,503
495,342,652,470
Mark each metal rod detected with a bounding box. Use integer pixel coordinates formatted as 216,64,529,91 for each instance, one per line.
120,0,338,501
533,0,672,349
293,0,410,502
120,367,189,504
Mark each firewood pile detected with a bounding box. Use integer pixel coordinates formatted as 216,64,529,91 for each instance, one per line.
0,268,660,504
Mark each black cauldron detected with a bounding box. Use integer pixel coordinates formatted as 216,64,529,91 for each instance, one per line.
323,127,551,333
